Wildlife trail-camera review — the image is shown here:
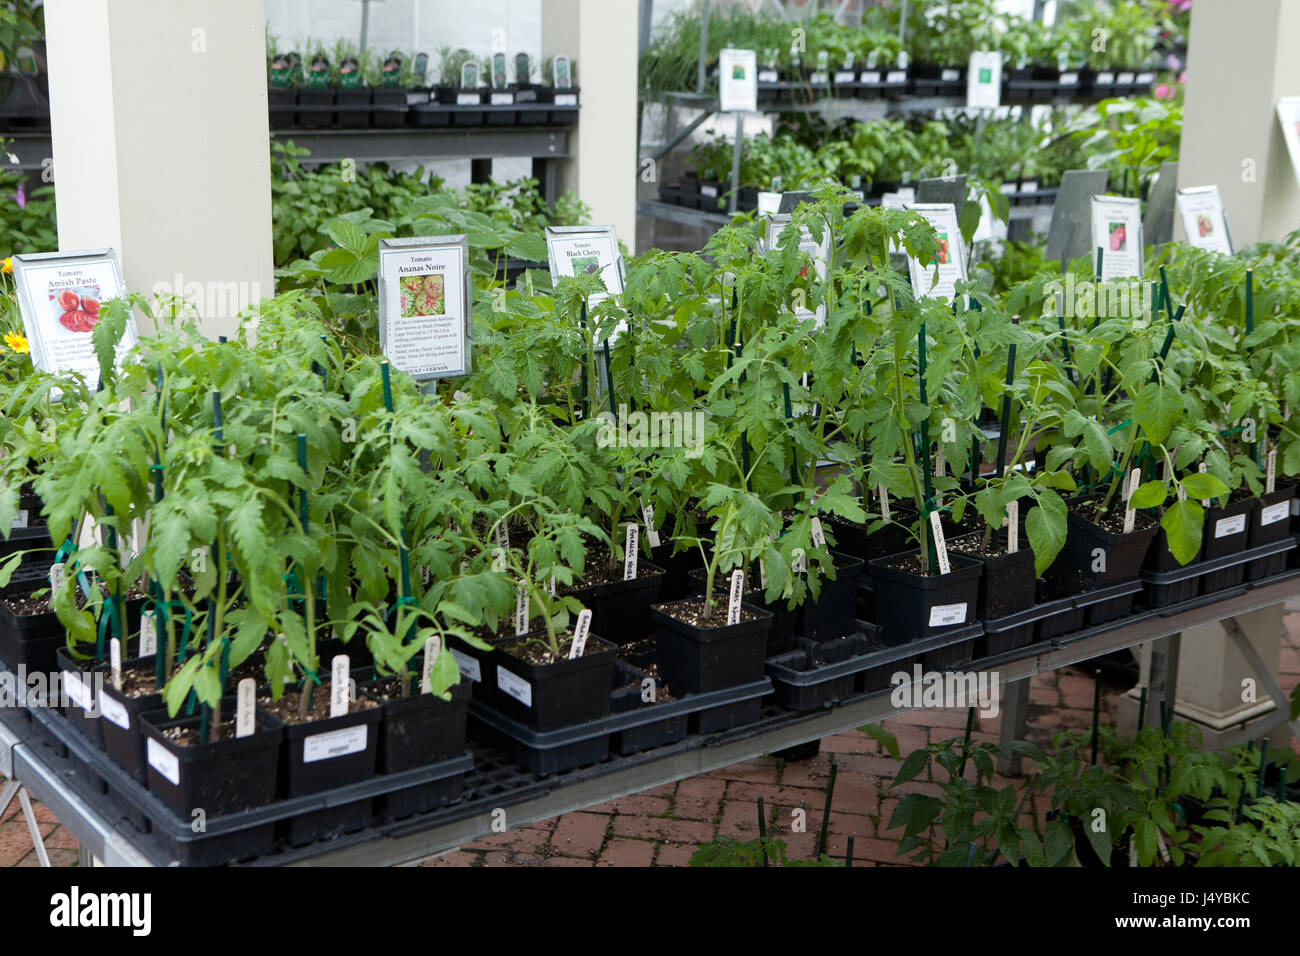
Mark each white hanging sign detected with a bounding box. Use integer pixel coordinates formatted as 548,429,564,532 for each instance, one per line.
763,214,830,328
1275,97,1300,191
966,51,1002,109
1090,195,1144,279
718,48,758,113
905,203,968,303
545,225,625,306
12,249,138,383
1176,186,1233,255
377,234,472,381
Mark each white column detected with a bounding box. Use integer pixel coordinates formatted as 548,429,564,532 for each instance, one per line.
541,0,639,252
45,0,274,338
1177,0,1300,245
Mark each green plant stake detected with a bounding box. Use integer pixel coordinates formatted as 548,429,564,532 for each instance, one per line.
1257,739,1268,799
1278,765,1286,801
817,754,838,859
1245,268,1253,336
1089,668,1101,766
579,301,590,421
756,796,769,867
995,315,1019,478
957,706,975,777
1136,685,1147,732
845,835,854,867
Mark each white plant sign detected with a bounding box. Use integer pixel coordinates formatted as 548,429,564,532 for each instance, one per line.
377,235,472,381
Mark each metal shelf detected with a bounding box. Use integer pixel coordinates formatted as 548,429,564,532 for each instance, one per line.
5,571,1298,867
637,197,1053,230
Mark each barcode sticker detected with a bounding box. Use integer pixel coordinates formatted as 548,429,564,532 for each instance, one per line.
450,648,481,682
929,602,967,627
860,70,881,84
303,725,367,763
456,91,481,105
758,69,778,83
886,70,907,84
1261,501,1289,527
100,694,129,730
147,738,180,786
11,509,27,529
1215,514,1247,538
497,666,532,707
835,70,856,83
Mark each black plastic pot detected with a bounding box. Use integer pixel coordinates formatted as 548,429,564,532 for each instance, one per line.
652,598,772,695
281,696,383,846
1040,495,1159,600
99,656,164,784
867,551,982,646
566,562,666,644
797,552,865,640
827,508,916,563
56,643,106,749
1201,495,1255,594
335,88,372,126
371,87,409,127
767,631,871,712
1247,484,1295,580
947,532,1036,619
296,87,335,128
268,86,297,128
910,62,965,95
363,676,470,819
687,568,796,656
0,572,66,673
140,697,283,817
1142,514,1205,607
490,633,617,732
609,659,688,755
648,535,696,602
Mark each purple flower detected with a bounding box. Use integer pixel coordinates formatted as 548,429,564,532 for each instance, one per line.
12,183,25,210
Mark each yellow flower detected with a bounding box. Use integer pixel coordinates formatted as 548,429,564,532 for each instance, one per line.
2,258,11,274
3,332,27,354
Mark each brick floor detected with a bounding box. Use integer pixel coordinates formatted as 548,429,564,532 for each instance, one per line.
8,618,1299,867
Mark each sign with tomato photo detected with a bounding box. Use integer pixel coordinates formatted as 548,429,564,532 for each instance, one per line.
378,235,471,381
1089,195,1143,279
11,248,137,382
905,202,967,304
1176,185,1233,256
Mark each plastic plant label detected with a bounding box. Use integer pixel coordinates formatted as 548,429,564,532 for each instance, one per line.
235,678,256,738
1124,468,1140,533
759,559,768,589
147,738,180,786
549,576,557,596
100,692,129,729
450,648,481,682
330,655,350,718
1007,501,1019,553
643,503,661,548
727,569,745,625
929,602,967,627
570,608,593,660
49,563,65,609
110,638,122,691
624,524,639,580
497,666,532,707
492,548,507,572
1215,514,1247,538
1261,501,1290,527
1267,449,1277,494
139,610,157,658
62,671,90,711
494,523,510,549
303,725,367,763
928,512,951,575
879,485,891,520
810,516,826,549
421,636,442,694
514,587,529,635
1199,462,1210,507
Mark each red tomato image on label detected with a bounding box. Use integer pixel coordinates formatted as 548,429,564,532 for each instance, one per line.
57,310,98,333
1109,225,1125,251
58,289,80,312
80,297,100,316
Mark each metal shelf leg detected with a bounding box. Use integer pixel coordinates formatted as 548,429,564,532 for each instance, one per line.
0,779,51,867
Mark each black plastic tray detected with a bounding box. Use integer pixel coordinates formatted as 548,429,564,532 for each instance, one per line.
468,677,771,776
19,693,471,865
1141,537,1295,587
